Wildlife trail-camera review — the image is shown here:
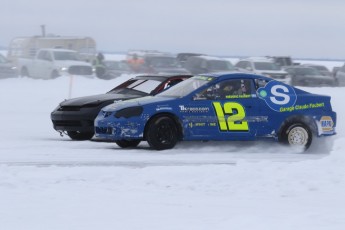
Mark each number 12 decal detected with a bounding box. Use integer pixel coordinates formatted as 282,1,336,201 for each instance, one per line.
213,102,249,132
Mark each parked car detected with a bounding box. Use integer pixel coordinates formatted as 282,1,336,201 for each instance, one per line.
184,55,236,75
51,74,192,140
176,52,203,67
0,53,18,79
332,66,340,77
284,66,337,86
265,56,296,67
301,64,333,76
126,50,190,75
98,60,132,79
95,73,336,151
335,63,345,86
235,57,290,84
140,53,190,75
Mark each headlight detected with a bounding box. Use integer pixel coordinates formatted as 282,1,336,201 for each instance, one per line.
59,67,68,73
114,106,143,118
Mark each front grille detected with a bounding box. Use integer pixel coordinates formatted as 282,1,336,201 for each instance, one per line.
68,66,93,75
53,120,93,127
58,106,81,111
95,127,112,134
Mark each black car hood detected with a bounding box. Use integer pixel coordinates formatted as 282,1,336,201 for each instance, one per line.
60,93,141,107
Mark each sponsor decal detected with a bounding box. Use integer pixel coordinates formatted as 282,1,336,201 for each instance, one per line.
179,105,210,113
156,105,173,111
320,116,334,132
225,94,252,99
279,102,325,112
257,81,297,112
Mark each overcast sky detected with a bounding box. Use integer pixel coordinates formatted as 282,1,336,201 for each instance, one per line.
2,0,345,59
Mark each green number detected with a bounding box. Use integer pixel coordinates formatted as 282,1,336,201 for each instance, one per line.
213,102,249,131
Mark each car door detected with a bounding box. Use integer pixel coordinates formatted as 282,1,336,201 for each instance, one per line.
35,50,53,79
182,78,266,141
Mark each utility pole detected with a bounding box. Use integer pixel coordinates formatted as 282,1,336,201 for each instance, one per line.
41,24,46,37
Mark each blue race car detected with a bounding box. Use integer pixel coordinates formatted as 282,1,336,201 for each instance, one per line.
94,72,336,150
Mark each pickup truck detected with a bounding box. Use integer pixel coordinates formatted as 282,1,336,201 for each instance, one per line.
18,48,94,79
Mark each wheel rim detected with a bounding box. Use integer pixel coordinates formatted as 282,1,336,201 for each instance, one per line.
288,127,308,146
156,121,174,144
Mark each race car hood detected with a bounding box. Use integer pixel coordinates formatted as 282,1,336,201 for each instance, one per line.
60,93,140,107
102,96,175,111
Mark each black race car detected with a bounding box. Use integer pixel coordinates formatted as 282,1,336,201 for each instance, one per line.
51,74,191,140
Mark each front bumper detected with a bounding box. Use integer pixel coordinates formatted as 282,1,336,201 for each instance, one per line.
51,107,99,133
94,115,145,140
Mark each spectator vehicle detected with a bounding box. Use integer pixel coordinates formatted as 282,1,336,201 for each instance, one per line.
176,53,203,67
184,55,236,75
235,57,290,84
335,63,345,86
284,66,337,86
140,53,190,75
0,53,17,79
332,66,340,77
95,72,336,151
126,50,190,75
265,56,296,67
18,48,93,79
51,74,191,140
98,60,132,79
301,64,333,77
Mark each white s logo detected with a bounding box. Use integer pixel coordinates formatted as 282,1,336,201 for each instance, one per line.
270,85,290,105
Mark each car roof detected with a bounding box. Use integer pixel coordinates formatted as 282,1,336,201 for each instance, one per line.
285,66,313,69
189,55,228,61
241,57,275,63
200,71,273,81
134,74,193,81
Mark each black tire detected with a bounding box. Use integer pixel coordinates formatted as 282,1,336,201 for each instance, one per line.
280,123,312,151
67,131,94,140
146,116,178,150
21,67,30,77
115,140,141,148
51,70,60,79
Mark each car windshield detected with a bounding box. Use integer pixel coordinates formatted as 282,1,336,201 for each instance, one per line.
208,60,236,71
295,68,319,75
145,56,181,68
0,54,7,63
311,65,328,71
254,62,281,70
53,51,79,61
110,79,162,95
158,76,214,97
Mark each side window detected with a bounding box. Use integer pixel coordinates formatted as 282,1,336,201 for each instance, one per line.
37,51,46,60
195,79,253,100
236,61,245,68
245,62,252,70
255,78,269,89
218,79,252,99
44,52,52,61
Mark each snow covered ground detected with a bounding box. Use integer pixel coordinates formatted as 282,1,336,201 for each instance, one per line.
1,57,345,230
